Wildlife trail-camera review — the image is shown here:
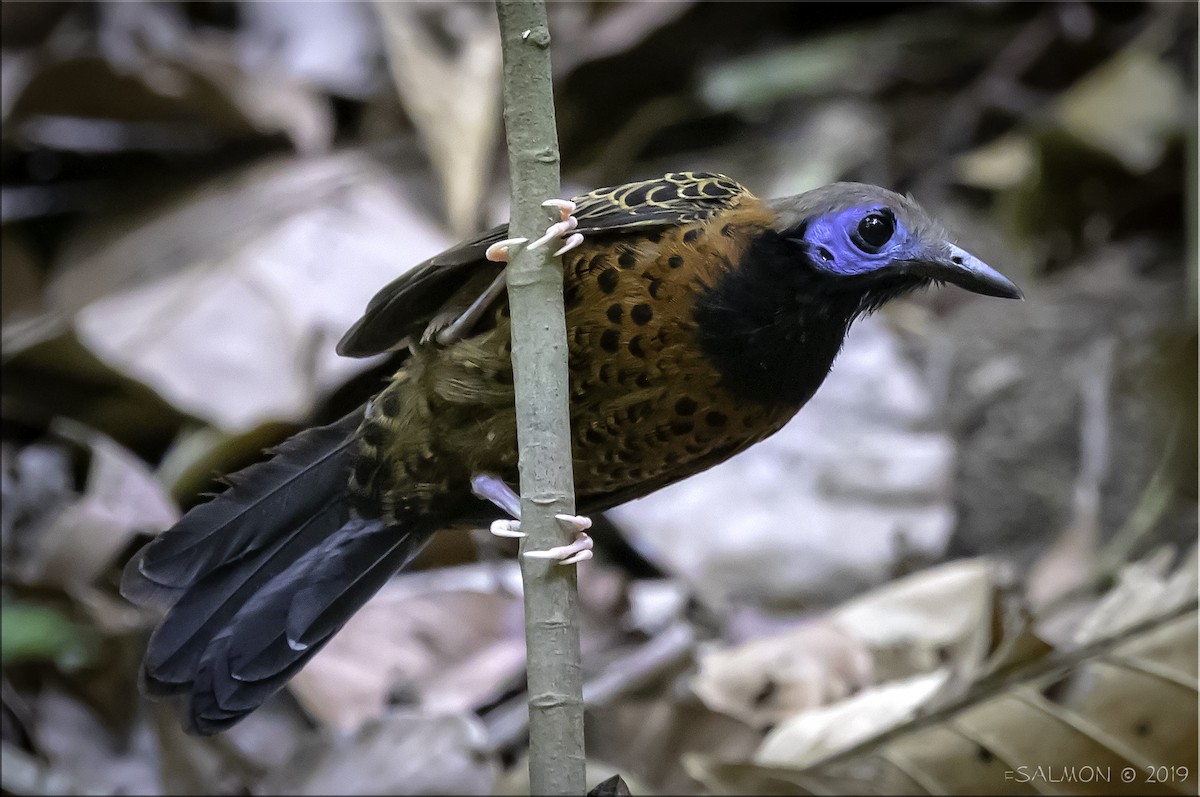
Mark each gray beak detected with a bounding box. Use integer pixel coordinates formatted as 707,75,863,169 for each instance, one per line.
916,244,1023,300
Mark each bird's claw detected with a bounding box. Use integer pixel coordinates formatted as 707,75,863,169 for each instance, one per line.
553,232,584,257
489,518,524,538
485,238,527,263
524,528,593,566
487,513,594,566
527,213,579,251
484,199,582,262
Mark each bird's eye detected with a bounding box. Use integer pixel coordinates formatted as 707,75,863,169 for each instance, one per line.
853,211,894,252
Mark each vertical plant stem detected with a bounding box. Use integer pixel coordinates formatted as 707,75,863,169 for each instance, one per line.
493,1,586,793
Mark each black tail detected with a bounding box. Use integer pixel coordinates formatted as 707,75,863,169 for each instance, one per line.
121,410,439,735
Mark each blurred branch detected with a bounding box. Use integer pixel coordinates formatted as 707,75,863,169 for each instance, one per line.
493,1,585,793
1028,337,1114,608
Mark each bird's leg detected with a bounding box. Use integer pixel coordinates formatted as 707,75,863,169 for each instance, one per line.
432,201,583,346
470,473,593,566
431,269,508,346
483,199,585,263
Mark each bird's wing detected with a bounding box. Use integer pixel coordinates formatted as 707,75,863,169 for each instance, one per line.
336,172,751,358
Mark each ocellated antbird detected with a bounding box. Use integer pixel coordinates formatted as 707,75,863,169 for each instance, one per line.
122,172,1022,734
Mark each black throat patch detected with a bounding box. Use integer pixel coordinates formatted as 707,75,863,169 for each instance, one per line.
692,228,908,407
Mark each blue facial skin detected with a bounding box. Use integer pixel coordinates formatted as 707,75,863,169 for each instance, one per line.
800,206,917,276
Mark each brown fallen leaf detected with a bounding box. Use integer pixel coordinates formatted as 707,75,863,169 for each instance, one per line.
262,710,499,796
14,419,178,603
686,550,1198,796
290,567,524,732
17,150,449,433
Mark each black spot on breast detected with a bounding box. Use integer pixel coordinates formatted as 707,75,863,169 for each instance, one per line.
600,329,620,353
648,278,664,298
670,419,694,436
721,223,734,237
630,304,653,325
705,411,728,427
585,427,605,444
589,254,607,270
675,397,697,416
495,369,513,385
628,335,645,358
499,305,510,318
607,304,623,324
683,228,701,244
646,231,663,243
635,373,651,388
598,268,620,293
667,255,683,269
361,423,387,448
380,393,401,418
352,454,377,487
618,250,637,269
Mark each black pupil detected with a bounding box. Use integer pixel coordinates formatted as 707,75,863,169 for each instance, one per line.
857,213,893,249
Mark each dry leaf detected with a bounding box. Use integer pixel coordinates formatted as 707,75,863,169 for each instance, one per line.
692,560,1003,730
15,419,178,594
1055,48,1188,174
34,688,161,796
262,710,499,796
586,697,762,795
10,0,333,155
24,150,448,433
757,670,951,769
686,552,1198,795
375,1,501,236
693,622,873,729
1069,545,1197,644
290,570,524,732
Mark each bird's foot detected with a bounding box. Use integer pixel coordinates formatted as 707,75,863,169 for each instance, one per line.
485,199,584,262
491,514,593,565
471,473,593,566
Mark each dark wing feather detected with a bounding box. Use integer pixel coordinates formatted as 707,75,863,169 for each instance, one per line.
336,172,750,358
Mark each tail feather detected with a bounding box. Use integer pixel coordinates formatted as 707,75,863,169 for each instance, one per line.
122,412,362,600
189,519,434,733
285,521,425,648
140,500,346,693
121,408,443,735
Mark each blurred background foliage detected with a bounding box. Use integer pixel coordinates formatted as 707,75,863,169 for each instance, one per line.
0,2,1195,795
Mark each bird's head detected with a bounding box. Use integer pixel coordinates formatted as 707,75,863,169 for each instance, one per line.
767,183,1022,303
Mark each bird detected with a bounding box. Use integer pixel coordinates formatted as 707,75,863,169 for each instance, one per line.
121,171,1022,734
